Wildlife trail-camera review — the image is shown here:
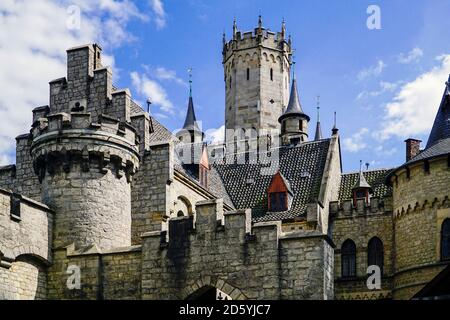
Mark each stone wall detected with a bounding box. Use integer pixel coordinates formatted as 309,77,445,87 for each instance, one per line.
47,245,142,300
390,156,450,299
0,188,53,300
331,199,394,300
141,198,334,300
131,142,173,244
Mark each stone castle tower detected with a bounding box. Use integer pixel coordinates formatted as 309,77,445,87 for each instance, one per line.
222,17,292,139
31,44,140,250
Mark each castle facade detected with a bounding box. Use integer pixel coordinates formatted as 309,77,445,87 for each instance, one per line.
0,19,449,300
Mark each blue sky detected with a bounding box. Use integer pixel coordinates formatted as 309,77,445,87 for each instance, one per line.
1,0,450,172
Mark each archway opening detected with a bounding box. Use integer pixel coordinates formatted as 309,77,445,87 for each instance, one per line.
186,285,217,301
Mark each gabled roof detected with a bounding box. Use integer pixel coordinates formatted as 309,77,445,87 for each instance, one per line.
426,75,450,148
268,171,293,195
352,167,372,191
339,169,392,201
278,78,310,122
211,139,331,222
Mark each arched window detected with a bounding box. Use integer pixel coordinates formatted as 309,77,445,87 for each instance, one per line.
368,237,384,275
341,239,356,278
246,68,250,80
270,68,273,81
441,219,450,261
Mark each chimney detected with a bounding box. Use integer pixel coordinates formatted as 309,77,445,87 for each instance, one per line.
405,138,422,162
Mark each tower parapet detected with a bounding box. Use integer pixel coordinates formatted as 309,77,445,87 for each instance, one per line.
30,44,140,250
223,18,292,139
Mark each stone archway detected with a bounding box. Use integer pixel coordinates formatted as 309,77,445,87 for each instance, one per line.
183,278,246,300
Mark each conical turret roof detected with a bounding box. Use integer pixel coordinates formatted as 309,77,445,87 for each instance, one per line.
279,78,310,122
426,74,450,148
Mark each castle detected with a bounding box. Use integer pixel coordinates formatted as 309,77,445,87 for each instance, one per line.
0,18,449,300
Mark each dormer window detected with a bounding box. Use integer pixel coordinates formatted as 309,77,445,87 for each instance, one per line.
269,192,287,212
267,171,293,212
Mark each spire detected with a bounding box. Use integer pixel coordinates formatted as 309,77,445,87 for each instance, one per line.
182,68,200,132
233,17,237,39
281,18,286,40
314,95,323,140
352,160,372,190
278,76,310,123
425,74,450,148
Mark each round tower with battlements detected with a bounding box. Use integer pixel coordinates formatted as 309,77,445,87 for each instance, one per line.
30,44,140,250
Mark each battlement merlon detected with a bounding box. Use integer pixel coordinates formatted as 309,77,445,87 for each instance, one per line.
48,44,135,124
223,25,292,60
329,196,393,218
30,112,140,183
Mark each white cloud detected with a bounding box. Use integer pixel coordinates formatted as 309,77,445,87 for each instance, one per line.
0,0,147,164
374,54,450,141
356,81,400,100
155,67,187,86
343,128,369,152
130,71,175,114
357,60,386,81
150,0,167,29
398,48,424,64
205,125,225,144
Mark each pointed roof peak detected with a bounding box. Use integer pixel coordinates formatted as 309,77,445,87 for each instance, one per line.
425,75,450,148
314,95,323,140
279,78,310,123
182,69,201,132
352,160,372,190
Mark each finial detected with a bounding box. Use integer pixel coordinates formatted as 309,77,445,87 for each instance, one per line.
365,162,370,171
188,67,193,97
333,111,337,128
222,30,226,46
258,15,262,28
332,111,339,135
146,98,152,114
359,160,363,173
233,17,237,38
281,18,286,39
316,95,320,121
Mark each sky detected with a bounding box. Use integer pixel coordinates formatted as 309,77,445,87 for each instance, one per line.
1,0,450,172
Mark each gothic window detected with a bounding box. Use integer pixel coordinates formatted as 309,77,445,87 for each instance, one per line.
299,120,303,131
341,239,356,278
441,219,450,261
368,237,384,275
269,192,287,212
282,121,286,133
270,68,273,81
247,68,250,80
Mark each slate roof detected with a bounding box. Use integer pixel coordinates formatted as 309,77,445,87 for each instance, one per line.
426,75,450,148
211,139,331,222
339,169,392,201
409,137,450,164
278,78,310,122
